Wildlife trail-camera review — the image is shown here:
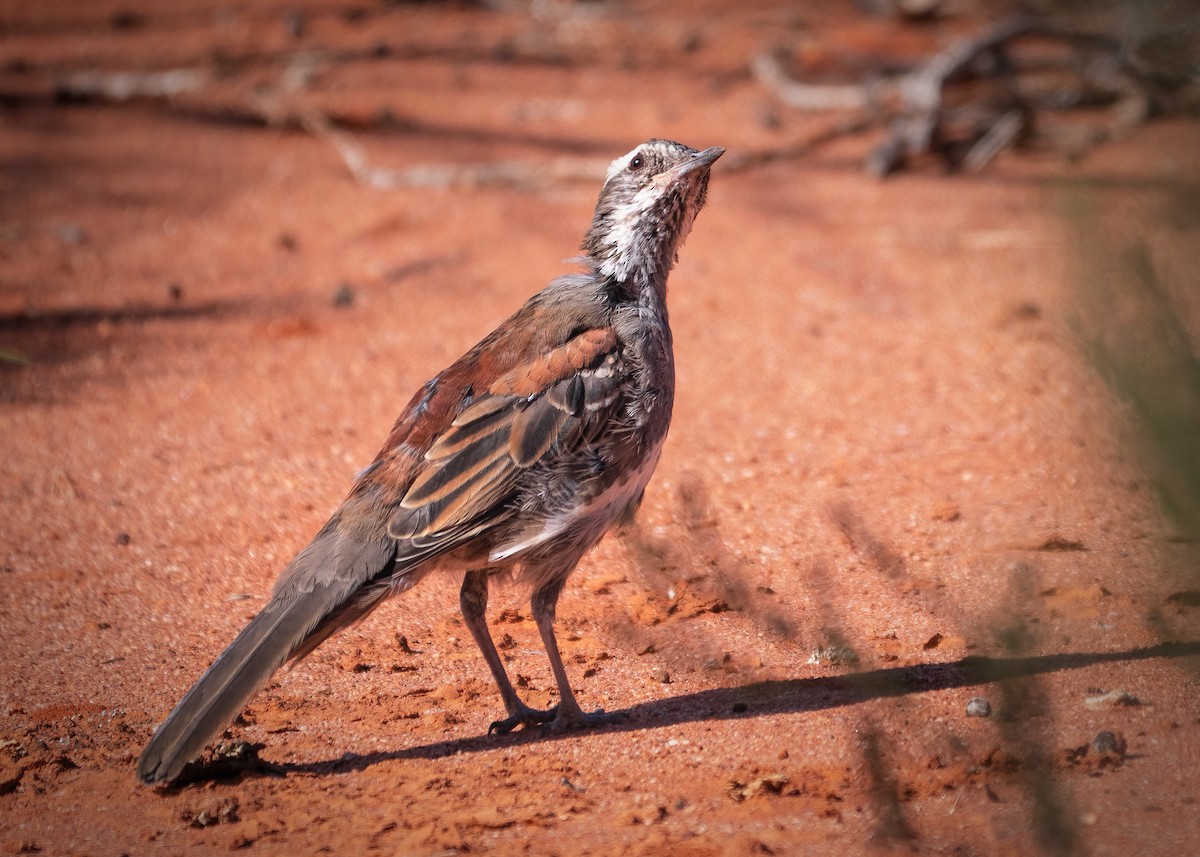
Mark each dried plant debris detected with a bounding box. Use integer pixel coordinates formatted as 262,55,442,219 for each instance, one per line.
808,644,860,667
730,773,790,802
1083,689,1142,710
755,10,1200,176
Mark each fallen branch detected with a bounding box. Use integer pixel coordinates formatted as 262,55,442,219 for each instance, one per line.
755,12,1194,176
54,68,209,102
44,61,611,192
298,111,608,190
751,52,878,112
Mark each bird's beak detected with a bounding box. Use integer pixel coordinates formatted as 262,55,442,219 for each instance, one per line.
663,146,725,182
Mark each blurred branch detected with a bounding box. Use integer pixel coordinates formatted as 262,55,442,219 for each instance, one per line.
53,67,209,102
755,10,1199,177
298,111,607,190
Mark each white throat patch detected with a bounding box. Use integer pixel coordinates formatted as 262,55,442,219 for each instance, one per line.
598,184,660,281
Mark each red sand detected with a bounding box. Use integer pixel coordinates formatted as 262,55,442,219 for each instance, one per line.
3,2,1199,854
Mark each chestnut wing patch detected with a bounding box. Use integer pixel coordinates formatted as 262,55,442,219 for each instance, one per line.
387,328,622,542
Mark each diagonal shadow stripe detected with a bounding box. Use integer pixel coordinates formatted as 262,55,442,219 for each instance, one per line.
0,299,247,330
268,640,1200,778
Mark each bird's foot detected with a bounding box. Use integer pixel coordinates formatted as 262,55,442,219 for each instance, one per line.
488,703,558,735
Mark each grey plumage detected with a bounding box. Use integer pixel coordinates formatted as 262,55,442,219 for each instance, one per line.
137,140,722,784
138,521,395,783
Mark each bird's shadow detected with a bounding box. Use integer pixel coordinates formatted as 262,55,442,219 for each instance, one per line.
261,640,1200,779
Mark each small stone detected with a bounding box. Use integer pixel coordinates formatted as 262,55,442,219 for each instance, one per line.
966,697,991,718
652,669,670,684
331,283,355,307
114,531,131,546
1092,730,1127,762
183,798,239,828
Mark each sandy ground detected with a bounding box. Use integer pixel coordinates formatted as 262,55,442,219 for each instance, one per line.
3,1,1200,854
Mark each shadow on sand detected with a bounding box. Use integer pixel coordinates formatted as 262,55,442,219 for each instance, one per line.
264,639,1200,777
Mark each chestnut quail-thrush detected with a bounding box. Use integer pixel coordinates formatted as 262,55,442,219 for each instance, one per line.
137,139,724,785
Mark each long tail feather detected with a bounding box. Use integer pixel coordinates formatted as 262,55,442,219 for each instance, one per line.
137,522,394,784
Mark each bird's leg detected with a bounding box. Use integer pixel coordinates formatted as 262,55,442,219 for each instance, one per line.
459,569,557,734
530,575,622,732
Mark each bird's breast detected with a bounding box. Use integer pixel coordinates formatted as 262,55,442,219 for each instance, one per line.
488,434,664,565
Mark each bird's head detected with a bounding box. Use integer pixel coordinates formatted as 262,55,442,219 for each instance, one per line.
583,140,724,288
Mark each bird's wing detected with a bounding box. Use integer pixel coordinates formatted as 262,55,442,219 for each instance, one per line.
268,325,627,666
386,327,624,547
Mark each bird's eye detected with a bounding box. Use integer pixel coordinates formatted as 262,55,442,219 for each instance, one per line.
629,154,644,171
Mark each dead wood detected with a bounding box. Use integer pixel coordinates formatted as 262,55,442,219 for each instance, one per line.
755,12,1198,176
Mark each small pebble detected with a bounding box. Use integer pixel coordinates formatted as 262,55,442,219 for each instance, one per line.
1092,730,1127,760
331,283,355,307
966,697,991,717
652,669,670,684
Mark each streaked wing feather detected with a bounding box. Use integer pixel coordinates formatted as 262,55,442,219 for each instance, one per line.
509,393,577,467
388,327,622,545
404,422,510,507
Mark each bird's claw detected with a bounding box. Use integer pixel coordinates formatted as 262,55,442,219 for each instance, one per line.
488,704,558,735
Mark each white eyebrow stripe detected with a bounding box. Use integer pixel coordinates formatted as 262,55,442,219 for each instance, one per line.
605,148,639,183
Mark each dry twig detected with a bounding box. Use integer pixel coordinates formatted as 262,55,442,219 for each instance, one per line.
755,12,1196,176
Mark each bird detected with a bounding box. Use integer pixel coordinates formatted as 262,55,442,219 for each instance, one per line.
137,139,724,785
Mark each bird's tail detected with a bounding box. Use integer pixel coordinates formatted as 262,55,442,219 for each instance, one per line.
137,522,395,785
